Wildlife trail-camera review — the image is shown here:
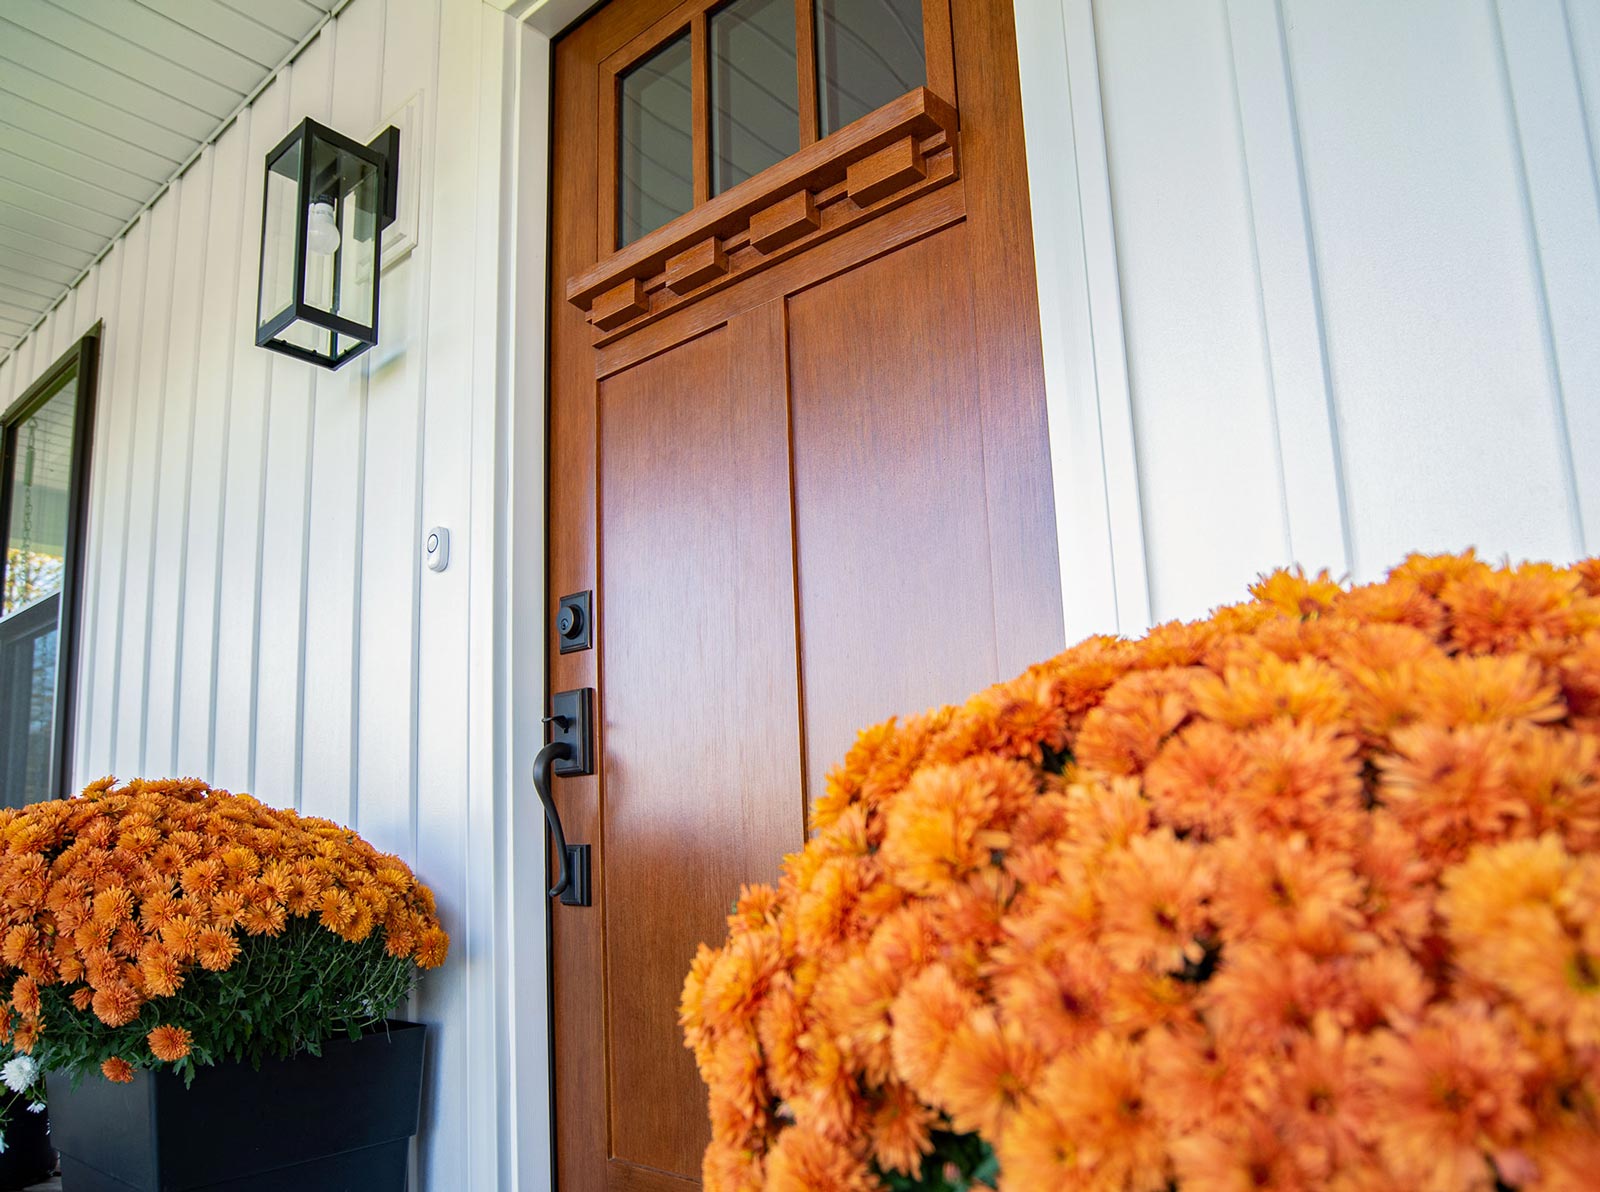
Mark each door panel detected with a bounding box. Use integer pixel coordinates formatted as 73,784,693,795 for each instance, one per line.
599,306,804,1179
788,224,998,809
548,3,1062,1188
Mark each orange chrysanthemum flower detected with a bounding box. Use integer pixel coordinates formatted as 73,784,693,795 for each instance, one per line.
1004,1036,1168,1192
764,1124,874,1192
869,1080,934,1176
925,1009,1042,1139
415,927,450,969
11,1021,38,1054
194,928,240,972
889,964,977,1090
137,941,183,998
1368,1003,1535,1190
100,1057,134,1084
91,981,141,1028
147,1023,191,1063
880,759,1026,896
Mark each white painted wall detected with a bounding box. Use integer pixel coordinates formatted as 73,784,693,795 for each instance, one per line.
0,2,554,1188
1017,0,1600,640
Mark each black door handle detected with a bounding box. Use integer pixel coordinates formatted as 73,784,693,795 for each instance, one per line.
533,740,582,900
535,688,595,907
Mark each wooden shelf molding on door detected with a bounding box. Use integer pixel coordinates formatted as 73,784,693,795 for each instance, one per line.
566,87,960,345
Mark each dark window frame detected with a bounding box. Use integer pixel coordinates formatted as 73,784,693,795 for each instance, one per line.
0,326,101,804
596,0,957,254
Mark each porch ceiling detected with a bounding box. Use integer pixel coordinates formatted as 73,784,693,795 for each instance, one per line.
0,0,342,365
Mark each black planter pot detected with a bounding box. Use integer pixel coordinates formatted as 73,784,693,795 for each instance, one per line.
0,1104,53,1191
44,1020,426,1192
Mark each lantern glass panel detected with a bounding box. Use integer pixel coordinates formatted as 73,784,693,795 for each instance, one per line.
301,135,381,342
257,136,303,338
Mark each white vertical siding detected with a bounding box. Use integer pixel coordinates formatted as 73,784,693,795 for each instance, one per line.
1017,0,1600,637
0,1,541,1187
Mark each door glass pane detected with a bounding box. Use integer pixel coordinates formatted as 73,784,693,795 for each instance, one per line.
3,371,77,618
816,0,926,137
619,33,694,247
0,603,58,808
711,0,799,194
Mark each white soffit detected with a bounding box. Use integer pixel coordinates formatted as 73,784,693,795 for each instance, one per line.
0,0,342,364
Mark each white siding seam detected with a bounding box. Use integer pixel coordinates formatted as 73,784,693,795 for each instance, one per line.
347,0,388,836
1563,0,1600,217
1069,0,1151,634
74,244,117,783
293,391,317,812
135,185,180,777
105,222,151,772
1224,0,1354,578
1489,0,1588,556
349,365,368,831
207,109,252,781
409,0,446,874
168,153,215,773
1220,1,1295,567
247,369,275,792
290,18,341,816
1268,0,1353,577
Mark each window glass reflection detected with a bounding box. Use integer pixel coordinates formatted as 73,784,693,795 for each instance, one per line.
711,0,800,194
3,377,76,618
619,34,695,246
816,0,926,137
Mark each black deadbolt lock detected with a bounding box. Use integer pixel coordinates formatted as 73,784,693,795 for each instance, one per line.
557,590,592,654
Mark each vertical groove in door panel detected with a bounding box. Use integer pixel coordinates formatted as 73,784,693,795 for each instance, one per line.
599,309,804,1180
788,224,997,811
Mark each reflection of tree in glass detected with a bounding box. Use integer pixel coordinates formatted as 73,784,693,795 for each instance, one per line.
2,548,62,618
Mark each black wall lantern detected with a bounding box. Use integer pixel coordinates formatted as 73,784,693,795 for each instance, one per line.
255,118,399,370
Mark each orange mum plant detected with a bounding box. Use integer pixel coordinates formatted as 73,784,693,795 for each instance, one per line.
0,778,448,1093
681,552,1600,1192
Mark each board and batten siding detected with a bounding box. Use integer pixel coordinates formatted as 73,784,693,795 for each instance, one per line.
1016,0,1600,641
0,1,554,1188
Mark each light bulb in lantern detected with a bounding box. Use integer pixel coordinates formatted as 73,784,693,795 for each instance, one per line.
306,199,341,255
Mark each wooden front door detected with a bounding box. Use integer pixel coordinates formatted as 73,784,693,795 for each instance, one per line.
547,1,1062,1187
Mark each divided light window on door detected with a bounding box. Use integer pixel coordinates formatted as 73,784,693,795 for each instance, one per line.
616,0,940,248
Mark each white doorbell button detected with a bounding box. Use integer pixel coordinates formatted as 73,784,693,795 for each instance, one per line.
425,527,450,572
